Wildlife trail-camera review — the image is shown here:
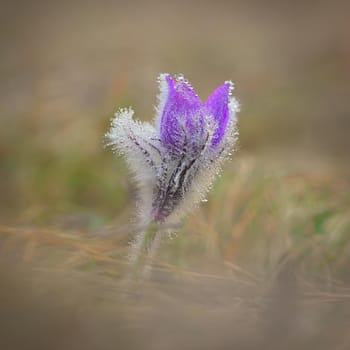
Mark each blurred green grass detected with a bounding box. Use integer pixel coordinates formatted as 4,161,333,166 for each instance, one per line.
1,155,349,279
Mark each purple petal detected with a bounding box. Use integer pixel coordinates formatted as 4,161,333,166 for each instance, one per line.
205,81,233,146
159,75,202,148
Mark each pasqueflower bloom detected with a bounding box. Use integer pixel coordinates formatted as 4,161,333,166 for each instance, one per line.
106,73,239,226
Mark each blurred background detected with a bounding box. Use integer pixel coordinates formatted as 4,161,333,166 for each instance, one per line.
1,0,350,224
0,0,350,349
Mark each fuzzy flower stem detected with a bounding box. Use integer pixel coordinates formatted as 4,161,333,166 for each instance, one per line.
121,224,162,292
142,229,162,278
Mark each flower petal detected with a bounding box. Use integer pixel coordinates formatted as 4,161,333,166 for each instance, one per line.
205,81,233,146
157,74,202,149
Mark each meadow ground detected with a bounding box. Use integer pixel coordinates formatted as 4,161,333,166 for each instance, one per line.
1,0,350,349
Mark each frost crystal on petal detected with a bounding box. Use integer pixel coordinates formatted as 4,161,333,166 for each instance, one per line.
106,74,239,225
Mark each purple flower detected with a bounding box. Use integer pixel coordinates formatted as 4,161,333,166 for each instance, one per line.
106,73,239,225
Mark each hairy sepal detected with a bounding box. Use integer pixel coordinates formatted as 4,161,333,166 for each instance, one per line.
106,108,161,224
